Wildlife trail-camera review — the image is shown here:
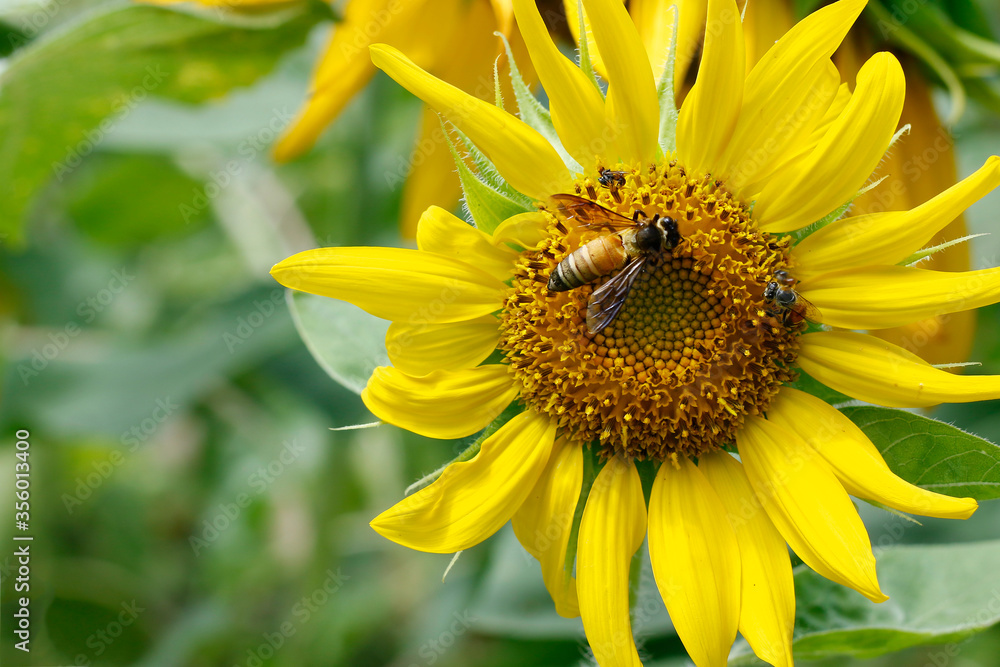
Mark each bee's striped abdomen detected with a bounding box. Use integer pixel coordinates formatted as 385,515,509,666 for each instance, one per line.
547,235,626,292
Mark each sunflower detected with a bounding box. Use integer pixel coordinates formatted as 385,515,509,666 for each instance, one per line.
271,0,1000,664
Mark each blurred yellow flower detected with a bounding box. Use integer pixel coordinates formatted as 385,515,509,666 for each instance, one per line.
271,0,1000,664
274,0,533,238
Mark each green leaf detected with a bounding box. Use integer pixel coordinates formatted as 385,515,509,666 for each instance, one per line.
60,152,210,246
0,3,322,242
841,406,1000,499
730,540,1000,663
0,286,300,439
287,290,390,396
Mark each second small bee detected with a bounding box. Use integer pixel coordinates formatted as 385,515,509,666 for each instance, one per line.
546,194,680,334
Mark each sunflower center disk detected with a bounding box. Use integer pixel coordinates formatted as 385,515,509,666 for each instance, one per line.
499,162,800,460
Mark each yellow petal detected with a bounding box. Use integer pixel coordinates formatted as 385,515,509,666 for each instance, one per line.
416,206,516,281
274,0,462,161
631,0,678,81
721,0,866,192
738,415,887,603
582,0,659,163
700,452,794,667
648,456,740,667
371,409,556,553
577,456,645,667
399,111,467,240
630,0,708,96
755,52,905,232
270,247,504,324
146,0,295,5
739,0,795,69
768,389,978,520
798,330,1000,408
490,0,515,35
370,44,573,201
512,0,608,168
676,0,744,175
800,264,1000,331
397,1,511,236
864,67,979,366
386,316,500,377
362,365,518,439
492,211,550,251
792,157,1000,277
512,439,584,618
273,48,373,162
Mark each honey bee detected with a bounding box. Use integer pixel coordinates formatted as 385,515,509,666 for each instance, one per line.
763,269,822,329
547,194,681,334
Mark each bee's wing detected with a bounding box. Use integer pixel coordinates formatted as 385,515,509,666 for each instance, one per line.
795,292,823,323
586,258,647,334
550,194,635,231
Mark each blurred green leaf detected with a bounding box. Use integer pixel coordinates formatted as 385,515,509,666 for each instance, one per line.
730,540,1000,664
0,2,322,242
0,286,296,438
287,291,390,396
793,0,826,18
842,406,1000,499
941,0,998,40
63,152,210,246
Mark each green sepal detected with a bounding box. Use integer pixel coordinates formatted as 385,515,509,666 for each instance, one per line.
655,5,680,156
452,124,532,206
493,54,505,111
575,0,603,95
788,199,853,243
903,233,989,266
443,122,533,234
841,405,1000,500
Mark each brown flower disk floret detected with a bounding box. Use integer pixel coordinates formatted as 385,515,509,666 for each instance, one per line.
499,162,800,460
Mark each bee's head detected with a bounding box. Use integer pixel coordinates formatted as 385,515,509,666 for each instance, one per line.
763,281,779,302
660,217,680,250
636,223,662,251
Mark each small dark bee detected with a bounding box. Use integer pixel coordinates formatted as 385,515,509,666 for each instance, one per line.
547,194,681,334
763,269,822,329
597,167,627,189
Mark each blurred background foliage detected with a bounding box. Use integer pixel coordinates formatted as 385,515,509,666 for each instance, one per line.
1,0,1000,665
